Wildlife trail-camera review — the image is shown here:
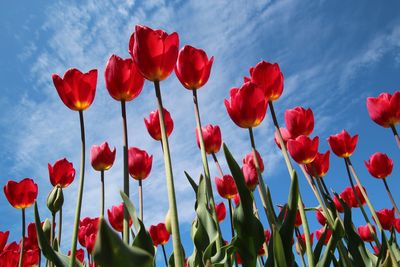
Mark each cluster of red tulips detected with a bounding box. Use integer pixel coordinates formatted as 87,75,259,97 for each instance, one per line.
1,23,399,267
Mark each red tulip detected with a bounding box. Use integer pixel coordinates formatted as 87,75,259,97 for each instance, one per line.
196,124,222,154
366,91,400,128
128,147,153,180
78,217,99,248
0,242,19,267
85,233,97,254
144,108,174,141
24,223,39,250
358,224,376,242
264,230,271,243
287,135,319,164
0,231,9,252
68,248,85,263
104,54,144,101
395,218,400,233
52,68,97,111
298,232,314,247
90,142,116,172
316,208,327,226
48,158,76,188
107,203,132,232
316,228,331,245
129,25,179,81
304,151,330,177
333,195,344,213
215,175,237,199
243,150,264,172
274,127,292,150
149,223,170,246
249,61,284,101
339,186,366,208
285,107,314,138
327,130,358,158
233,194,240,206
279,207,302,227
215,202,226,222
364,152,393,179
4,178,38,209
242,163,258,191
175,45,214,90
373,246,380,256
224,81,268,128
375,208,395,230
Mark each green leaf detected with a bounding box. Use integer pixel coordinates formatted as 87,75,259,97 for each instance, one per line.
92,218,154,267
272,224,287,267
316,218,345,267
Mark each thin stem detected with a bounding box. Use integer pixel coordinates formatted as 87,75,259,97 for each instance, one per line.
38,252,41,267
295,228,306,267
228,199,239,267
344,158,380,247
101,170,105,217
121,100,130,244
139,179,143,222
390,125,400,148
69,110,86,267
320,178,331,198
162,245,168,267
192,90,223,247
18,208,25,267
51,212,55,247
382,178,400,217
58,207,62,246
154,81,184,267
212,153,224,178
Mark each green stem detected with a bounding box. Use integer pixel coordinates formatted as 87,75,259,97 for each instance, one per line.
295,228,307,267
162,245,168,267
121,100,130,244
390,124,400,148
154,81,184,267
18,208,25,267
267,101,315,267
69,110,86,267
228,199,239,267
139,179,143,222
212,153,224,178
101,170,105,217
382,178,400,217
58,207,62,246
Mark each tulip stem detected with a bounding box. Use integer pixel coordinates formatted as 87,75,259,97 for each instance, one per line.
295,228,306,267
343,158,380,247
382,178,400,217
101,170,105,217
161,245,168,266
58,207,62,246
139,180,143,222
212,153,224,178
192,90,223,246
228,199,239,267
267,101,315,267
51,212,55,247
18,208,25,267
390,125,400,148
154,81,184,267
69,110,86,267
120,100,130,244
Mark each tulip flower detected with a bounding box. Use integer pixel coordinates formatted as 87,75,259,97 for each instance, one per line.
225,81,268,128
52,68,97,111
366,91,400,128
243,150,264,173
233,194,240,206
284,107,314,138
104,54,144,101
149,223,170,247
279,207,302,227
315,208,327,226
358,224,376,242
195,124,222,154
85,233,96,254
375,208,395,230
242,163,258,191
327,130,358,158
68,249,85,263
144,108,174,141
175,45,214,90
0,242,19,266
90,142,116,172
215,202,226,222
215,175,238,199
287,135,319,164
0,231,9,252
78,217,99,249
249,60,284,101
128,147,153,180
364,152,393,179
107,203,132,233
305,151,330,177
264,230,271,243
274,127,292,150
341,186,366,208
4,178,38,209
315,228,331,245
48,158,76,188
298,232,314,248
333,195,344,213
394,218,400,233
129,25,179,81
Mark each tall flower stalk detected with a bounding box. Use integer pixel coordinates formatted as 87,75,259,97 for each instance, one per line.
19,208,25,267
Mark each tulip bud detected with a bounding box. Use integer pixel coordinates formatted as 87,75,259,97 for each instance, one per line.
285,107,314,138
47,185,64,214
195,124,222,154
42,219,52,242
128,147,153,180
375,208,395,230
364,152,394,179
165,210,172,233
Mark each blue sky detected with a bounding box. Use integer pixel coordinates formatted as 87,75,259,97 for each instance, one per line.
0,0,399,264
